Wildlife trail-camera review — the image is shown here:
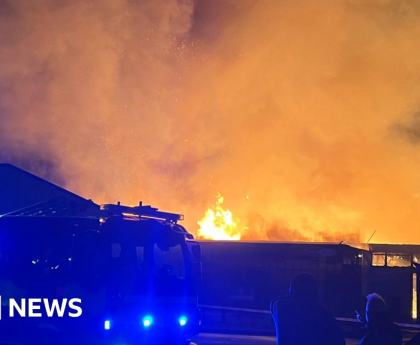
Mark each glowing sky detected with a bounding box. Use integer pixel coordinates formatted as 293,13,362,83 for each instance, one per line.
2,0,420,243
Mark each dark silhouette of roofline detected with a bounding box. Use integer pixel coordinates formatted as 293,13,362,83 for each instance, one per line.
0,163,93,203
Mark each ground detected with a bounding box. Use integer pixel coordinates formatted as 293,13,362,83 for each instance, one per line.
191,333,361,345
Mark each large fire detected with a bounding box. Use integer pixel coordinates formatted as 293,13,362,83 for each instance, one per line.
3,1,420,244
197,194,241,241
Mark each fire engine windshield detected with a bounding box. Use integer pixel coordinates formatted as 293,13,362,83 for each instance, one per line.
108,239,191,301
153,243,186,279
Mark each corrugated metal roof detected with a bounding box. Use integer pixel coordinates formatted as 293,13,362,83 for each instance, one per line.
368,243,420,254
0,163,98,216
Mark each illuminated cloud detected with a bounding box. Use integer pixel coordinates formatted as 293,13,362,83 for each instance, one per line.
1,0,420,243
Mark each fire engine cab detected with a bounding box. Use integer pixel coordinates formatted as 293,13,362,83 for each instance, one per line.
0,200,201,345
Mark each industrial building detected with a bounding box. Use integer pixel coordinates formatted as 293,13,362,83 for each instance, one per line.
0,163,418,324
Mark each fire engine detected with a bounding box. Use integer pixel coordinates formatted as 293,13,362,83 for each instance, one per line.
0,200,201,344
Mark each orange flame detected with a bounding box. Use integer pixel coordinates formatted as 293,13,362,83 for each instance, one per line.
197,193,241,241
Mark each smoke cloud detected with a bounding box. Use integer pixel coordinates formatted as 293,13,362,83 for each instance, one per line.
1,0,420,243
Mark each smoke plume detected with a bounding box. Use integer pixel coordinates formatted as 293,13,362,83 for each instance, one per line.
1,0,420,243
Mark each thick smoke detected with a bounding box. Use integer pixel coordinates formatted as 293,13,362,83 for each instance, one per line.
1,0,420,243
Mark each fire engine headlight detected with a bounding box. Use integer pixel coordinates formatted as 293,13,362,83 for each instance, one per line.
142,315,153,328
104,320,111,330
178,316,188,326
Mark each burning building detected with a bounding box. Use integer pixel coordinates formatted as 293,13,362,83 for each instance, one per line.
198,241,419,323
0,163,418,324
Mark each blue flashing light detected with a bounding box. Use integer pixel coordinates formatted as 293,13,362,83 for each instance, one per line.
142,315,153,328
179,316,188,326
104,320,111,330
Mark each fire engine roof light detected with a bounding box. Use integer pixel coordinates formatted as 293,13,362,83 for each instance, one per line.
101,203,184,223
142,315,153,328
104,320,111,330
179,316,187,326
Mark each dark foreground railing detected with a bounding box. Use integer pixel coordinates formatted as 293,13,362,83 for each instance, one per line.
198,304,420,338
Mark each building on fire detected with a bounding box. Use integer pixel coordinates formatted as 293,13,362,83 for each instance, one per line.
0,163,419,324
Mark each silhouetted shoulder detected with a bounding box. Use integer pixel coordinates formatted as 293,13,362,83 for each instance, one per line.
316,304,346,345
271,298,345,345
270,297,292,318
358,322,402,345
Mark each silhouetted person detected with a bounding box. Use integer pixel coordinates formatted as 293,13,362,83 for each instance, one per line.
270,273,345,345
358,293,402,345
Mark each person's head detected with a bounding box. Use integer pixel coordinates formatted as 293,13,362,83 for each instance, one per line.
365,293,387,323
289,273,318,303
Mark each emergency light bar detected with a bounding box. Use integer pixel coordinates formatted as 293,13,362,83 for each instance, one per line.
100,202,184,223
